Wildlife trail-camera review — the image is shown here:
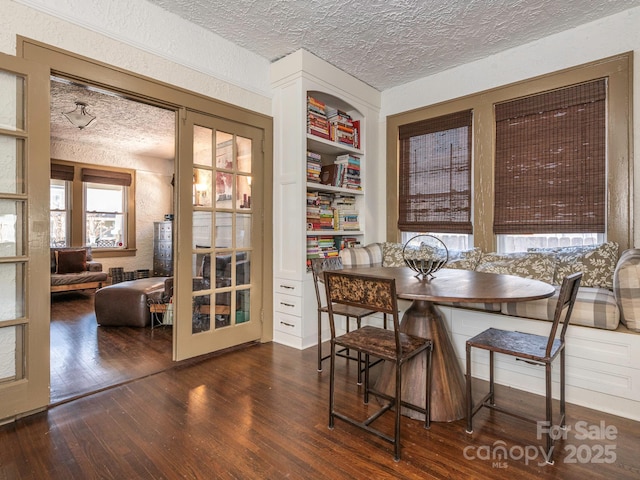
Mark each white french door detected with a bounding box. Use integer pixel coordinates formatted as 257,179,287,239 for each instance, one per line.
174,110,264,360
0,52,50,422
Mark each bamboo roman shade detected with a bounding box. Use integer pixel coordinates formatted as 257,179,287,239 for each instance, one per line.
398,110,473,234
493,79,606,234
81,167,132,187
50,163,74,181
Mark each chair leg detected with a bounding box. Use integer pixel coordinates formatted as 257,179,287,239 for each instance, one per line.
317,310,323,372
466,343,473,434
545,362,554,464
488,350,495,405
394,360,402,462
425,344,432,430
329,340,336,430
560,349,566,428
357,317,363,385
364,353,370,404
344,316,351,360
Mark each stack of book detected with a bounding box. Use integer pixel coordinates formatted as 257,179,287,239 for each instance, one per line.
318,235,339,256
307,96,330,140
335,154,362,190
306,236,320,262
326,107,360,148
306,235,339,269
306,150,322,183
332,194,358,229
332,194,356,211
306,191,336,231
336,211,360,231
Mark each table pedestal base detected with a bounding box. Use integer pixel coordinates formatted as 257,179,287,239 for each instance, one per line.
374,300,466,422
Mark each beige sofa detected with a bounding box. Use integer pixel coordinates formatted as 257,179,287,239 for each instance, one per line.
338,241,640,421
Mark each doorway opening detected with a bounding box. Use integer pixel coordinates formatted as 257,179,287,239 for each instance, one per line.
49,75,177,404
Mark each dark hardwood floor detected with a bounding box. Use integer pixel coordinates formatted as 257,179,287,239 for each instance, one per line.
50,291,173,404
2,293,638,478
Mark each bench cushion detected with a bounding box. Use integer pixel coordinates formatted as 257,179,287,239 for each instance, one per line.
502,286,619,330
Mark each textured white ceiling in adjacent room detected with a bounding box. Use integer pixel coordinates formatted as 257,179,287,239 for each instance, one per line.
145,0,640,90
50,78,176,160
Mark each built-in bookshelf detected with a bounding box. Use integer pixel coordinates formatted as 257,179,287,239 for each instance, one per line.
271,49,380,350
304,93,365,269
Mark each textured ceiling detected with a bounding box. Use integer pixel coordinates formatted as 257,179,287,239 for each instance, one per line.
145,0,640,91
50,77,176,160
49,0,640,157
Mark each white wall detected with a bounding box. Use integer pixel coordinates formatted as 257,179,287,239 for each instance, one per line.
2,0,272,114
381,7,640,248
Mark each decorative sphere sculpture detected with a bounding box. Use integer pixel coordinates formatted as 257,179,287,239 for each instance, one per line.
402,235,449,279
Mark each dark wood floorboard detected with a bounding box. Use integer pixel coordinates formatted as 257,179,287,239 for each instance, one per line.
4,327,640,478
50,291,173,404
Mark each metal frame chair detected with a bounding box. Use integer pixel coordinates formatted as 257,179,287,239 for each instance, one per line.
311,257,386,383
325,270,433,461
465,272,582,464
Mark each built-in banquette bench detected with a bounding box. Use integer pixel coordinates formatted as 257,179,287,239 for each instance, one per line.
338,242,640,421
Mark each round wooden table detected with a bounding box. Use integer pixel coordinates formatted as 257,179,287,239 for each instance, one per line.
343,266,556,422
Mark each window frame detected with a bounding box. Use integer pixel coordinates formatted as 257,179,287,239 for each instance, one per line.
386,53,632,253
49,178,70,247
83,181,127,248
50,160,136,257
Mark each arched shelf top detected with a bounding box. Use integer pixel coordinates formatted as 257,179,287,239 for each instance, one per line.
307,90,363,119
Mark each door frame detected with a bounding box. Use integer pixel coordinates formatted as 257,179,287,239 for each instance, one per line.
18,37,274,362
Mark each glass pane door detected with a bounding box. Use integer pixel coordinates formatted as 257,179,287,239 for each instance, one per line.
175,111,263,360
0,53,50,422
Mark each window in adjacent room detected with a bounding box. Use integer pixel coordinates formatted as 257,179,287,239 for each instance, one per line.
82,167,132,248
84,182,126,248
50,162,73,247
50,161,135,252
50,179,69,247
397,109,473,249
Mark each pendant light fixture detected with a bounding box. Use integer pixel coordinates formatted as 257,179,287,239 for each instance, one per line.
62,101,96,129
